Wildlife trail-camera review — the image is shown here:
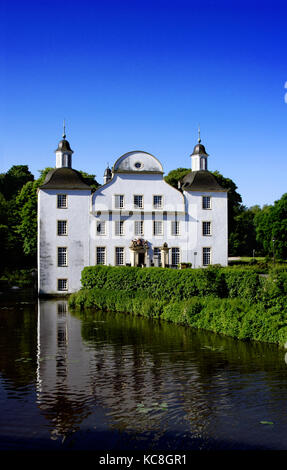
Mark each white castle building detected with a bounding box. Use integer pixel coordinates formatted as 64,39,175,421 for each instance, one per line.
37,131,228,295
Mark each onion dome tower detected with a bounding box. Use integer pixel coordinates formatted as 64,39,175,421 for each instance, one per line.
103,164,112,184
190,126,209,171
55,120,74,169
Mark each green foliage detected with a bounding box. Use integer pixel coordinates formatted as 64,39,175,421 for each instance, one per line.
164,168,190,188
0,165,34,200
74,265,287,345
254,194,287,260
81,265,263,302
69,288,287,346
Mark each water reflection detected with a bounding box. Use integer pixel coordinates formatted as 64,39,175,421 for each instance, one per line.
1,293,287,450
34,299,287,450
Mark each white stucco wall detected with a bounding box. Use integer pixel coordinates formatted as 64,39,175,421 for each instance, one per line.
38,188,91,295
90,172,186,266
184,190,228,267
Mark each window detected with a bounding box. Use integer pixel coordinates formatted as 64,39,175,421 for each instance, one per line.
202,196,211,209
115,195,124,209
115,220,124,236
96,221,106,235
57,194,67,208
200,157,207,170
153,220,163,235
58,247,67,267
153,195,163,209
57,220,67,236
58,279,68,291
202,221,211,236
115,247,124,265
153,247,162,265
203,247,211,266
135,220,144,236
171,221,180,236
134,195,143,209
171,248,180,266
96,247,106,265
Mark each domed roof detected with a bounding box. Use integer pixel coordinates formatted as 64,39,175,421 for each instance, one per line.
40,167,91,190
113,151,163,174
191,143,209,157
55,138,74,153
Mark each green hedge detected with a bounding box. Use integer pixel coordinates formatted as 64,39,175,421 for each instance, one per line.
70,265,287,346
81,265,270,302
68,288,287,345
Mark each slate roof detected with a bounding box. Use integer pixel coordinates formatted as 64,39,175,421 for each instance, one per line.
180,170,227,192
55,139,73,153
40,167,91,190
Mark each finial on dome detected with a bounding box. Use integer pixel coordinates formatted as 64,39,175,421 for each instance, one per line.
63,119,66,139
198,124,201,143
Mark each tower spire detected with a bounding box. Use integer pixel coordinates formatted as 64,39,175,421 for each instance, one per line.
198,124,201,143
63,119,66,139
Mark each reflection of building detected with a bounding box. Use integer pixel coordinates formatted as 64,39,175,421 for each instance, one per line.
38,129,227,294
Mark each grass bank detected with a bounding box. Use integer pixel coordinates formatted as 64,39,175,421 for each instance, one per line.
68,265,287,346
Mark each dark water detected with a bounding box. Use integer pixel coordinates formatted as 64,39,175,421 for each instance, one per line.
1,288,287,452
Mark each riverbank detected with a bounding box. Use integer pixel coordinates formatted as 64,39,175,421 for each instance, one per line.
68,265,287,346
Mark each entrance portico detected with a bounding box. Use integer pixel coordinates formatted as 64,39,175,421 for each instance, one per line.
129,239,149,267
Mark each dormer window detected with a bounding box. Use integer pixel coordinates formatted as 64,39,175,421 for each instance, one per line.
134,162,142,169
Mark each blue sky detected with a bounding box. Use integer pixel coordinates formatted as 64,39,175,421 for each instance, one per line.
1,0,287,207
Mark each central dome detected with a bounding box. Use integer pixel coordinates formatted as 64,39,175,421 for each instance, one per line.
113,151,163,174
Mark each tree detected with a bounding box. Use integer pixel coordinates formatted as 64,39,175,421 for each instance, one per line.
164,168,190,189
254,194,287,259
0,165,34,200
229,206,262,256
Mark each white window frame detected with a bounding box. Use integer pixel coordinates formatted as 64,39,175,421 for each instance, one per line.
134,220,144,236
57,220,67,236
57,279,68,291
153,220,163,236
96,246,106,265
96,220,106,236
153,247,162,266
203,247,211,266
171,220,180,236
115,220,124,236
134,195,143,209
171,247,180,266
115,247,125,265
153,195,163,209
202,221,211,236
115,194,124,209
57,194,67,209
202,196,211,210
57,247,68,267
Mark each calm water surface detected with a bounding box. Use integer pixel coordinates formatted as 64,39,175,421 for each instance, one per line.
1,288,287,451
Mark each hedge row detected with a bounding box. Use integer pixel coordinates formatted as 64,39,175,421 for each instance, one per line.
80,265,287,303
68,288,287,345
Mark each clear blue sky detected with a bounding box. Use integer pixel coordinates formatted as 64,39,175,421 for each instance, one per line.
1,0,286,207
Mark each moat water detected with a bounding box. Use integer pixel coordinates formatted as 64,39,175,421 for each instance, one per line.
1,287,287,452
